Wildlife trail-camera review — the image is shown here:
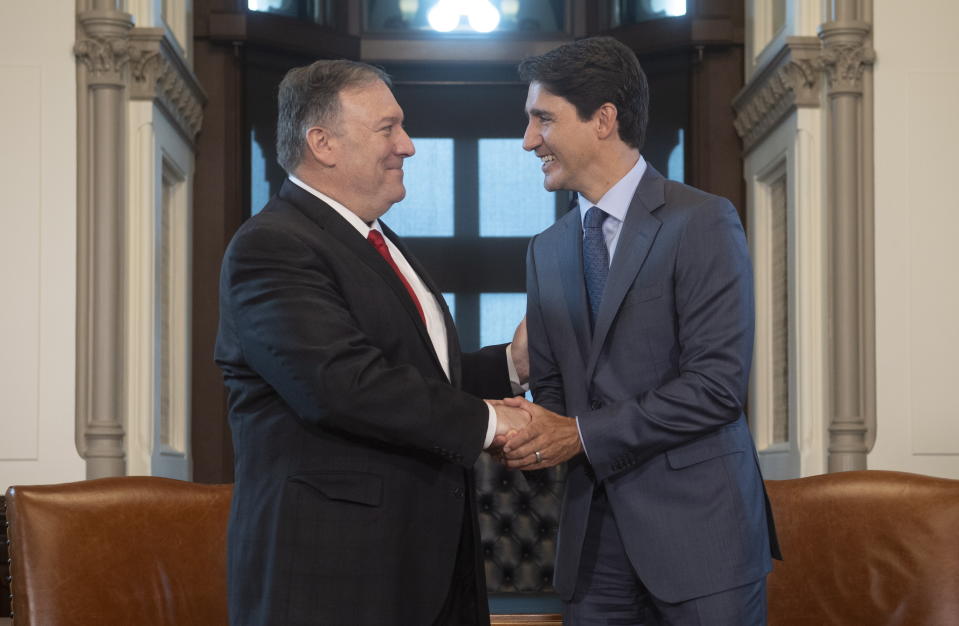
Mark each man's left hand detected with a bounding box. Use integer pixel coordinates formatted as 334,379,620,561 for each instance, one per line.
510,317,529,384
500,397,583,469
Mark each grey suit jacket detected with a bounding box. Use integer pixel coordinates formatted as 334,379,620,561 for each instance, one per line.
526,165,780,603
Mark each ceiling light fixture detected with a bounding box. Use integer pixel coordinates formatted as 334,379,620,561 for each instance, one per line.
428,0,501,33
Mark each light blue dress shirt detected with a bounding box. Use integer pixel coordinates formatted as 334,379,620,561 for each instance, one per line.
577,155,648,266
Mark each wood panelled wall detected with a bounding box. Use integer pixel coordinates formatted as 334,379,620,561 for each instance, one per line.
191,0,248,484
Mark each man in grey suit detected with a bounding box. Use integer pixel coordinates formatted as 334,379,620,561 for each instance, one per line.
500,37,781,624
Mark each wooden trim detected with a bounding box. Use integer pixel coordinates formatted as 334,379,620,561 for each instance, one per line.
207,10,359,59
491,615,562,625
1,495,10,618
688,42,746,220
190,1,248,484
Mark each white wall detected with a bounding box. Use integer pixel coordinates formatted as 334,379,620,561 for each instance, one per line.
871,0,959,477
0,0,85,492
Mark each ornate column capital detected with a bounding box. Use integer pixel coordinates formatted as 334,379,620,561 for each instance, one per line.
75,9,136,87
819,20,875,95
733,37,824,153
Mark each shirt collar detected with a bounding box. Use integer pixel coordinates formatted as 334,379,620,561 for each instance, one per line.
578,155,647,224
288,175,383,237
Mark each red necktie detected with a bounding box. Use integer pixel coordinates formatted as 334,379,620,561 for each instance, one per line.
367,229,426,325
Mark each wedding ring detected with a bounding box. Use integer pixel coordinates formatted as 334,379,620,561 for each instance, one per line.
534,450,543,463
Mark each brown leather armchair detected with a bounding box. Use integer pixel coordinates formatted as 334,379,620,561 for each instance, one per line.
765,470,959,625
8,470,956,625
5,477,232,625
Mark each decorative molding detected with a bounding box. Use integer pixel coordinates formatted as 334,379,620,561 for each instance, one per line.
75,9,135,86
819,22,875,95
75,10,205,141
129,28,205,141
74,35,136,82
744,113,830,479
733,37,823,154
792,116,829,478
124,106,194,481
748,157,788,456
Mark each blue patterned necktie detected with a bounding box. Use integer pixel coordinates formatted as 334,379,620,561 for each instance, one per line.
583,206,609,331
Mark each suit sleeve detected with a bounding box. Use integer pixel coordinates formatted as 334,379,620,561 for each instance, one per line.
526,235,567,416
459,344,513,400
219,222,488,467
578,198,754,481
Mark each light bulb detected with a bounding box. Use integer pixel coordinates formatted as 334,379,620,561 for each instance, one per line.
665,0,686,16
428,0,461,32
467,0,500,33
650,0,687,17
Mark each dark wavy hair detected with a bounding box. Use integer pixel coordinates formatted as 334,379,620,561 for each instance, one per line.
518,37,649,151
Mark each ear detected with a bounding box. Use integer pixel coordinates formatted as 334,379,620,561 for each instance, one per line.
593,103,619,141
305,126,337,167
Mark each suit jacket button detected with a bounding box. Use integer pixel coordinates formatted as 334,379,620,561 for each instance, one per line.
590,400,603,410
452,487,465,498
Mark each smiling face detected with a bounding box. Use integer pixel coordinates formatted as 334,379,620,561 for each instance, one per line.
522,81,602,198
328,80,415,221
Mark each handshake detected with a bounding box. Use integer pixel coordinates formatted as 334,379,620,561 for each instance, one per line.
485,397,584,470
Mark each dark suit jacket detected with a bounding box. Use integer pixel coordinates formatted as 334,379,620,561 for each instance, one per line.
215,179,512,625
526,165,780,604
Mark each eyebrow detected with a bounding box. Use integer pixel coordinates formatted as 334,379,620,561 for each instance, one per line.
376,115,403,125
526,107,552,118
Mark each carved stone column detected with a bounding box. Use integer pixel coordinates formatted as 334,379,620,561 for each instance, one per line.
75,7,135,479
819,2,875,472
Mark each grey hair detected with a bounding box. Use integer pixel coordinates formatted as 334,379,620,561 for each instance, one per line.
276,59,391,173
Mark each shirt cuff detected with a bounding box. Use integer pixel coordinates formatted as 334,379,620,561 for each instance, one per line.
483,401,498,449
506,343,530,395
575,416,590,463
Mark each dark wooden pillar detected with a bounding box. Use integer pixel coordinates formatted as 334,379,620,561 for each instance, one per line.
1,495,9,618
688,1,746,220
191,0,246,484
612,0,746,220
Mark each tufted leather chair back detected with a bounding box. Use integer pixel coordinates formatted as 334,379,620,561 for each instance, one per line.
5,477,232,626
475,456,565,593
765,470,959,625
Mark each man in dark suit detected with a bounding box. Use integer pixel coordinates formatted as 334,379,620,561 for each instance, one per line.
215,59,530,626
500,37,781,624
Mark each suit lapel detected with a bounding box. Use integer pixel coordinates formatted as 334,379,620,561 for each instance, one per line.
381,221,457,385
558,211,591,369
585,167,665,381
279,180,447,378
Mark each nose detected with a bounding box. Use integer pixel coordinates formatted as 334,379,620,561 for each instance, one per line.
522,120,540,152
396,126,415,157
